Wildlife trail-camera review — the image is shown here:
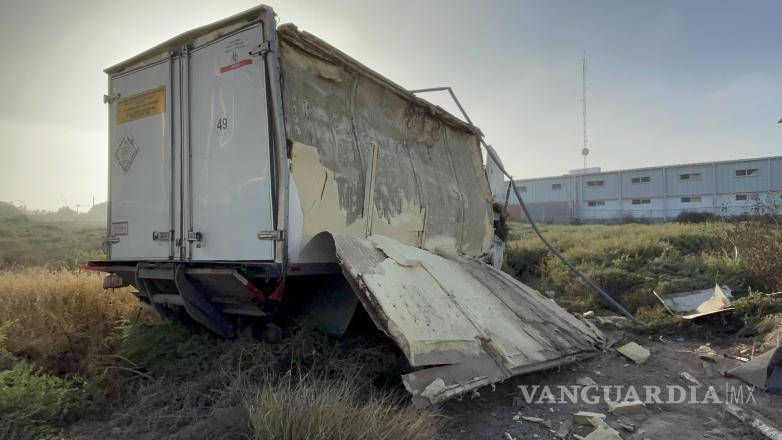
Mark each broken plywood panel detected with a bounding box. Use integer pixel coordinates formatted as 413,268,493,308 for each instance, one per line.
330,233,604,406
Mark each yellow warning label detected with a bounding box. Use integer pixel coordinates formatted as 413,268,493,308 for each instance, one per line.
116,86,166,124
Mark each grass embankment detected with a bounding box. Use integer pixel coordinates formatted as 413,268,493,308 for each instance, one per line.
504,221,782,335
0,269,440,440
0,217,104,269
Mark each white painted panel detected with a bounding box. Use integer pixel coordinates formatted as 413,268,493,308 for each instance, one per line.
109,61,173,260
188,24,274,261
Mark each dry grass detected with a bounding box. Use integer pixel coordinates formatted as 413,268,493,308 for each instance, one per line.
0,269,441,438
0,268,146,375
244,373,443,440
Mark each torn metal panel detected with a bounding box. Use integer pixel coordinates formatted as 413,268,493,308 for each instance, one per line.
654,285,733,319
279,26,494,261
329,233,604,406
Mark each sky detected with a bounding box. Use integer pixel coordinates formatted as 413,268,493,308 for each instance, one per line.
0,0,780,210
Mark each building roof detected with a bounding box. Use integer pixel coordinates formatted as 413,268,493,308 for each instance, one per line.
513,154,782,183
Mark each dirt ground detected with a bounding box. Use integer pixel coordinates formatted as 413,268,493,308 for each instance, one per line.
443,334,781,439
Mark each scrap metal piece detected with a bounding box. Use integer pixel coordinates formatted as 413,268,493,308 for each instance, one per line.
654,284,733,319
328,233,604,407
727,347,782,392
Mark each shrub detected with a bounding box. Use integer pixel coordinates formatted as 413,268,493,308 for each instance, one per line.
674,211,718,223
503,222,755,314
0,332,84,440
0,220,104,269
243,374,442,440
724,216,782,293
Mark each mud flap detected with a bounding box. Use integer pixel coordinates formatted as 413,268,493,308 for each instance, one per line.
174,265,236,339
328,233,604,407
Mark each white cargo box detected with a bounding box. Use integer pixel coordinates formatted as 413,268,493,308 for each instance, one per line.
102,5,493,270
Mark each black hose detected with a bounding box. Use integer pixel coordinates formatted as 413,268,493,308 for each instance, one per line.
483,147,642,325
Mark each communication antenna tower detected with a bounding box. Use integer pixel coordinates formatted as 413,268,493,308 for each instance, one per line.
581,54,590,169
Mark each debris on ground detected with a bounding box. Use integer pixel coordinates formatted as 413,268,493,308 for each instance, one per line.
616,342,650,364
520,416,545,423
581,417,623,440
726,346,782,392
679,371,702,386
503,432,516,440
573,411,607,425
420,377,446,400
593,316,631,328
583,311,595,318
695,345,720,363
654,284,733,319
555,418,573,439
607,399,645,415
576,376,599,387
724,402,782,440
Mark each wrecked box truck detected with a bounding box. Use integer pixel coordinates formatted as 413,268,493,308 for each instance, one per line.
90,5,603,406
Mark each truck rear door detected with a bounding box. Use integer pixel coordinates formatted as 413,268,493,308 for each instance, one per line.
185,23,274,261
108,59,175,260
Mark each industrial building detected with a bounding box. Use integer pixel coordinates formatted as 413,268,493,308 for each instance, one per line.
498,155,782,223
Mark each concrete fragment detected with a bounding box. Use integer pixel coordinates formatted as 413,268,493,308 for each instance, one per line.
583,311,595,318
618,422,635,432
420,378,445,399
521,416,545,423
616,342,650,364
607,400,645,415
574,411,607,426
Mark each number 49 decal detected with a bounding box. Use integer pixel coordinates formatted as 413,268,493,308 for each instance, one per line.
216,115,229,135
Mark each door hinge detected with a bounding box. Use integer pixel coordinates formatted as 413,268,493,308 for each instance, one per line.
152,231,173,241
103,93,121,104
249,41,271,57
187,231,203,242
257,230,285,241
